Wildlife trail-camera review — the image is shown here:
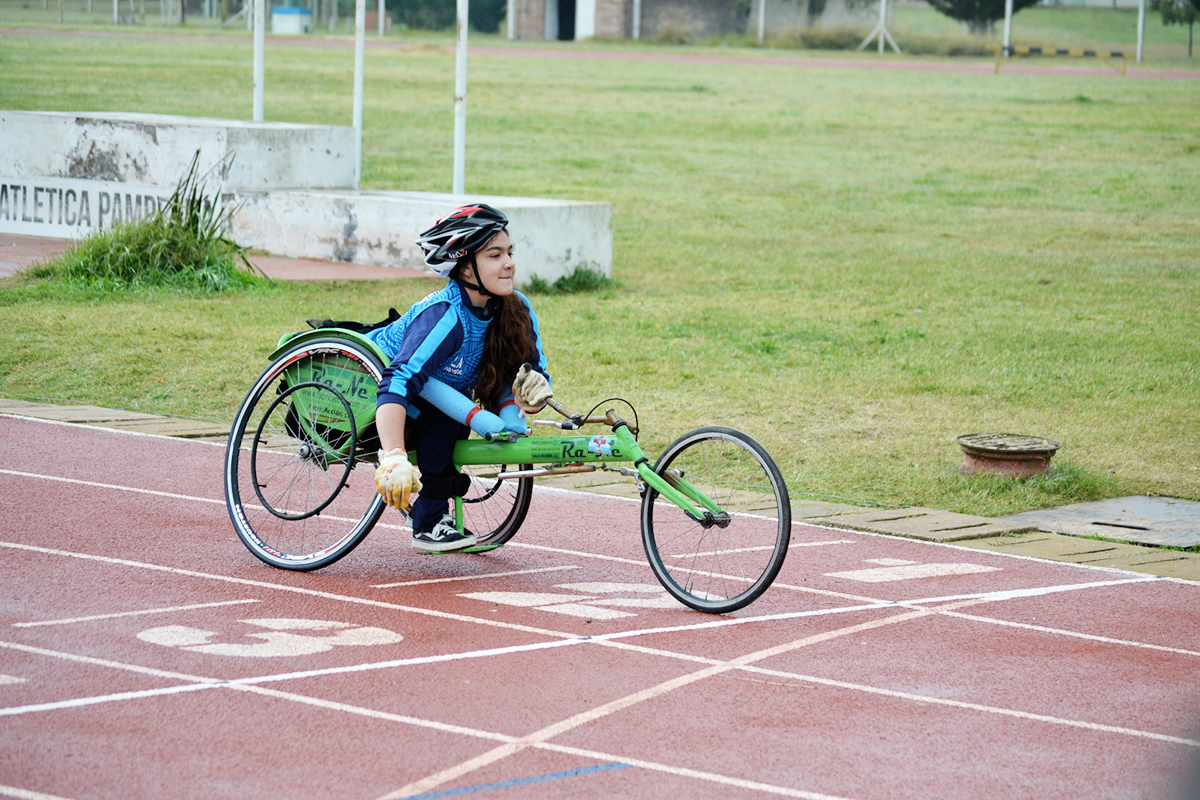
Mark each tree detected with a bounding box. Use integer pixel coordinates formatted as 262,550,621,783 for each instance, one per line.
925,0,1040,35
1151,0,1199,57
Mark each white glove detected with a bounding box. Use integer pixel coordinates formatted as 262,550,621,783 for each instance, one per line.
512,363,552,414
375,448,422,510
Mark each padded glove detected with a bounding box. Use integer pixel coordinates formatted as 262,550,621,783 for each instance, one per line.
512,363,552,414
375,448,422,510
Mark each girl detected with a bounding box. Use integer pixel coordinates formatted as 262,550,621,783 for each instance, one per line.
368,204,553,552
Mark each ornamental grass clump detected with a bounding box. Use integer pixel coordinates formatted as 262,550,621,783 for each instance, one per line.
44,153,268,294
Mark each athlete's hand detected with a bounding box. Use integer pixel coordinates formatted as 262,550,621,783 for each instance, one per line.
512,363,552,413
375,448,422,510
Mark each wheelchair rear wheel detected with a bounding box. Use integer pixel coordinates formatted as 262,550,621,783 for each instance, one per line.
225,338,385,570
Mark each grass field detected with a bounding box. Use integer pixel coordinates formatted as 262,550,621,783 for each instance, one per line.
1,19,1197,517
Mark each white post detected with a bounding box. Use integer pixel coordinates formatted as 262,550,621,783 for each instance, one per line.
453,0,468,195
757,0,766,44
113,0,118,24
878,0,886,53
1003,0,1014,55
378,0,385,36
353,0,366,187
253,0,265,120
632,0,640,39
506,0,513,39
1136,0,1146,62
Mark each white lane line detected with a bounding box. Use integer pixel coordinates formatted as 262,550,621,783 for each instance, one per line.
0,675,26,685
935,609,1200,658
12,599,260,628
375,606,949,800
0,541,572,641
0,683,222,717
373,566,578,589
0,469,410,533
0,541,1175,664
739,661,1200,747
672,540,855,559
825,562,1001,583
545,741,853,800
508,541,647,566
0,468,226,505
0,783,78,800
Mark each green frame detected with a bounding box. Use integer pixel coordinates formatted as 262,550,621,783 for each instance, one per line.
270,327,717,532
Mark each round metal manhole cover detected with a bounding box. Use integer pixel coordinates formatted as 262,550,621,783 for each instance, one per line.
955,433,1062,456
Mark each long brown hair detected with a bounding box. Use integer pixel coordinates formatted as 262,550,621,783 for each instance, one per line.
452,259,536,412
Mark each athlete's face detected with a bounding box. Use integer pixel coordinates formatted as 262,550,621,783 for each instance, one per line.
473,231,516,297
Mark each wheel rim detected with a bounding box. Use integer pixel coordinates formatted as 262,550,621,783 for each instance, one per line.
460,463,532,546
225,341,386,569
643,429,788,612
250,381,356,521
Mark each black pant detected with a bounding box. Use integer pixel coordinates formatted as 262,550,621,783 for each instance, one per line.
404,398,471,534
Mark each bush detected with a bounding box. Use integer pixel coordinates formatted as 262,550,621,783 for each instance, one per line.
37,154,268,294
766,26,992,55
524,266,615,295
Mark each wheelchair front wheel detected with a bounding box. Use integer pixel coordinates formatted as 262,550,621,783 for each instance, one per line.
641,426,791,614
460,463,533,548
225,338,386,571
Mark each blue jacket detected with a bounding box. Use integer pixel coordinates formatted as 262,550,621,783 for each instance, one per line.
368,280,548,410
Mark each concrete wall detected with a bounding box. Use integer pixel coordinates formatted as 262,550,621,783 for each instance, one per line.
0,111,614,283
232,190,613,282
0,111,356,191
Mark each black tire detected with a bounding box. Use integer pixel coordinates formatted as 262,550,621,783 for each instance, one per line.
460,462,533,548
640,426,791,613
225,338,386,570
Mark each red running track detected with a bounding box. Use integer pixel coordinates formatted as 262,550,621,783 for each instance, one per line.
1,413,1199,800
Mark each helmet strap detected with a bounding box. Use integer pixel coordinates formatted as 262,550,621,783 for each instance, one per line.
456,256,500,300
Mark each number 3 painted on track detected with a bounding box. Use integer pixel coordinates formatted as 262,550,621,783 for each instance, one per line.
137,618,403,658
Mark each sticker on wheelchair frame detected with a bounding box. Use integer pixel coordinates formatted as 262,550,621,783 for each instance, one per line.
460,582,678,620
137,618,403,658
587,436,614,456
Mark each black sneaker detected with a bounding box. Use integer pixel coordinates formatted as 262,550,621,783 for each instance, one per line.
412,515,478,553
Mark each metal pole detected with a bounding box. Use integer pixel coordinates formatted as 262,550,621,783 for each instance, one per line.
453,0,468,195
757,0,765,44
1136,0,1146,62
878,0,886,53
113,0,118,24
506,0,513,39
378,0,385,36
353,0,366,187
1003,0,1014,55
632,0,640,39
253,0,265,121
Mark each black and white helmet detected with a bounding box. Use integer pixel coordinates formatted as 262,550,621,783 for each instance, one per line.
416,204,509,277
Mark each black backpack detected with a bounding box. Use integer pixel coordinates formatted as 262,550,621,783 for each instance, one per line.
305,308,401,334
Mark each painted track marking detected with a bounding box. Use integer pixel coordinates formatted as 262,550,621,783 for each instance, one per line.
5,443,1199,798
11,599,260,628
0,784,76,800
2,550,1195,799
825,561,1001,583
399,763,632,800
372,565,578,588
